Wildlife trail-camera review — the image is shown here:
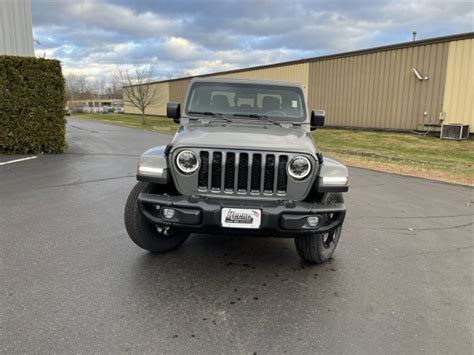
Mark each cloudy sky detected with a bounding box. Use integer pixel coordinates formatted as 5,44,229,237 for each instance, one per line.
32,0,473,81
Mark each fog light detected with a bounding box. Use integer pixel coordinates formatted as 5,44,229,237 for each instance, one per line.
307,215,320,227
162,208,175,219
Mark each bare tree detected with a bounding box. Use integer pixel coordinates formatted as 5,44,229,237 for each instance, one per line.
65,73,93,101
65,74,81,101
104,81,122,99
93,77,107,113
116,64,160,124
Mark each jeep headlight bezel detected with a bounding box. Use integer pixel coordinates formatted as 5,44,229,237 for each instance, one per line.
287,155,311,180
176,150,200,174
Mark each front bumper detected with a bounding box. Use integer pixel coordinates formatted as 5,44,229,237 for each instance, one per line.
138,193,346,237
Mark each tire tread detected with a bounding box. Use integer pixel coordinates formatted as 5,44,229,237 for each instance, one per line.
294,192,344,264
124,182,188,253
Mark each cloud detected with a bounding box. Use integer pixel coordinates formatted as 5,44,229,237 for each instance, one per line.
31,0,473,81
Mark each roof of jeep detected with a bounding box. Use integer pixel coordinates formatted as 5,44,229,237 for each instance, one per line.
189,77,304,89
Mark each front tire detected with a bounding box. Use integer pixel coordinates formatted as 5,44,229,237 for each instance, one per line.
294,227,342,264
124,182,189,253
294,192,344,264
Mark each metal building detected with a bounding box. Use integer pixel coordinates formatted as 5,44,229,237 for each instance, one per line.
124,32,473,132
0,0,34,57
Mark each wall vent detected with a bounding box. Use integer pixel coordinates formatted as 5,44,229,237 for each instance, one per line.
440,124,470,140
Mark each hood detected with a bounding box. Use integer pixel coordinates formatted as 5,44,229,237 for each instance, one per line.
171,123,317,154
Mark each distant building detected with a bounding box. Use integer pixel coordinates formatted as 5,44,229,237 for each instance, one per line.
125,32,474,133
0,0,34,56
67,99,124,113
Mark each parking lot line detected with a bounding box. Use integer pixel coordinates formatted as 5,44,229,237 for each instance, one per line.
0,156,37,166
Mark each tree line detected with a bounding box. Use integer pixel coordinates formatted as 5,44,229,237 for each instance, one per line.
65,74,122,101
66,64,162,125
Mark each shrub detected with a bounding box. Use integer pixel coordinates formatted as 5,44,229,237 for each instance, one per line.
0,56,66,153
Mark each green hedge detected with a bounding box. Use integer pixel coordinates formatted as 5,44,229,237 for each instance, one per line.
0,56,66,153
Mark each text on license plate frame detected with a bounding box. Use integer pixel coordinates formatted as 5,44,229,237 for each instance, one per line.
221,208,262,229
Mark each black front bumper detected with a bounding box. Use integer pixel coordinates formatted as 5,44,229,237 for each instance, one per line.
138,193,346,238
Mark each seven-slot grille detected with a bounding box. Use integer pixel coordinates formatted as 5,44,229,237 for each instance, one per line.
197,150,289,195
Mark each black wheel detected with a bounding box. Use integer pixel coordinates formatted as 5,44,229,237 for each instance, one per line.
124,182,189,253
294,193,344,264
295,226,342,264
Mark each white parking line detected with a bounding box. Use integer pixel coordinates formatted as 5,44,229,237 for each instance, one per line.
0,156,37,166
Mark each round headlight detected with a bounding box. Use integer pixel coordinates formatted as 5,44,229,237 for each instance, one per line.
287,156,311,180
176,150,199,174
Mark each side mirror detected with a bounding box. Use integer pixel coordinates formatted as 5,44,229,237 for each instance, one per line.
310,109,325,130
167,102,181,123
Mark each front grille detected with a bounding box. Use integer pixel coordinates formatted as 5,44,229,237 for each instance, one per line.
197,150,289,196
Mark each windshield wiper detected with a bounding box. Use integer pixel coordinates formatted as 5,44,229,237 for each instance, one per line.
232,113,282,127
187,111,234,123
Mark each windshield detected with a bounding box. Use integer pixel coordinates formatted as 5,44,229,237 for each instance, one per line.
185,81,306,122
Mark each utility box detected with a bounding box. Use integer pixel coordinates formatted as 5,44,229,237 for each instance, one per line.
440,124,470,140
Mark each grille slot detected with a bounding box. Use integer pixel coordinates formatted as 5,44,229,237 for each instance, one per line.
198,151,209,189
224,152,235,191
251,154,262,192
237,153,249,191
196,150,290,196
211,152,222,191
264,155,275,193
277,155,288,193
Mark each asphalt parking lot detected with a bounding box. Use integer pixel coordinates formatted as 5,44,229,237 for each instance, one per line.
1,118,472,354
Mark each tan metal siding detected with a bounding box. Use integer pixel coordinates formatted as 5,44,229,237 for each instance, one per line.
123,82,169,116
169,78,191,104
442,39,474,131
210,63,310,97
307,42,450,130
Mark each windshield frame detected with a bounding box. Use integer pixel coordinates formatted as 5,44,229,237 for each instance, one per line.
184,81,307,123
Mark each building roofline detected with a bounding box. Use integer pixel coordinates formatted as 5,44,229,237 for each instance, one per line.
125,32,474,88
190,77,304,87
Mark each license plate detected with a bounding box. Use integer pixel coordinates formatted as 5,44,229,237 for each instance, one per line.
221,208,262,229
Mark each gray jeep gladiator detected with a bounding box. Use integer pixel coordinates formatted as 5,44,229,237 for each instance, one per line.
125,78,349,264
